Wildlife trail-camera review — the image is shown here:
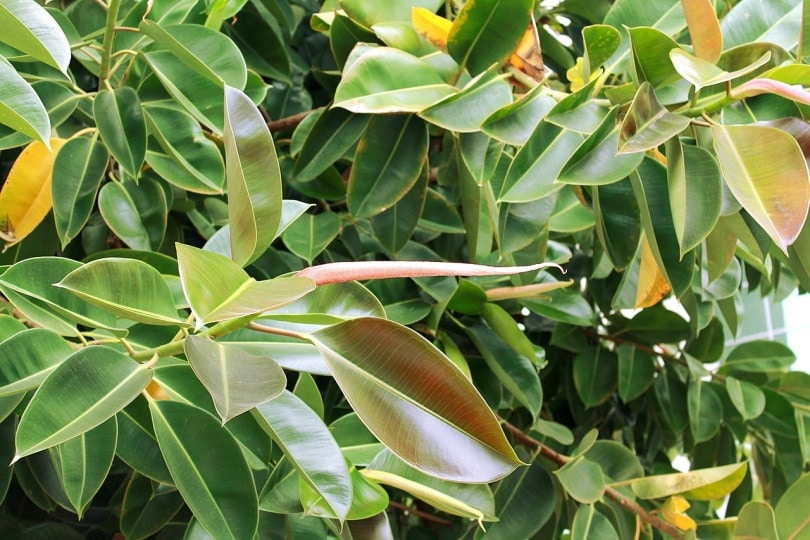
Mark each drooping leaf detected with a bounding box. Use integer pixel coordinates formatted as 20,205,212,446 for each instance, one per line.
51,135,108,248
149,399,258,540
0,57,50,144
446,0,533,75
51,417,117,518
0,138,66,247
630,461,748,500
333,47,457,113
93,88,146,179
0,0,71,72
116,398,173,485
176,244,315,327
252,391,352,520
0,328,73,397
481,84,555,146
185,335,286,423
57,258,186,326
593,179,641,270
309,317,522,482
634,235,671,308
370,165,428,254
711,124,810,251
224,85,282,266
15,347,152,459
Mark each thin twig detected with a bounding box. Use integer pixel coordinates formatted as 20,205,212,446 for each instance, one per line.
267,107,324,133
388,500,454,526
501,421,683,539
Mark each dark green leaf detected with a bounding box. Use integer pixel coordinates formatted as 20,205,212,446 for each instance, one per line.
93,87,146,179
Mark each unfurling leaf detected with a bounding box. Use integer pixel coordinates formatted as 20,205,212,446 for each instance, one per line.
0,138,67,248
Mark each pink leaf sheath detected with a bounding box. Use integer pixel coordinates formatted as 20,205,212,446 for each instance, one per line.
296,260,564,286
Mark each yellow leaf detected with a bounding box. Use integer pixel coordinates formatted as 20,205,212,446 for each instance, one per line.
662,496,698,531
0,138,67,247
145,380,171,401
566,57,601,92
508,23,545,81
635,234,671,308
412,7,451,51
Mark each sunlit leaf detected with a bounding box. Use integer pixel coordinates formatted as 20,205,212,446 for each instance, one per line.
419,68,513,132
224,85,282,266
670,48,771,91
309,317,522,482
661,495,697,531
0,57,50,144
0,0,70,72
681,0,722,63
618,82,690,154
411,6,451,50
726,376,766,421
630,461,748,500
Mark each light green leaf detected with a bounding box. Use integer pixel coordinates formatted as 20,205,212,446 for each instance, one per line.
185,335,286,423
310,317,522,482
447,0,533,75
711,124,810,251
0,57,49,144
618,82,690,154
98,178,167,251
554,457,606,504
348,114,427,219
139,20,247,89
252,391,352,520
775,474,810,539
280,212,341,264
150,399,258,540
176,244,315,327
93,88,146,179
419,68,513,132
51,135,108,248
15,346,152,459
628,27,682,88
630,461,748,500
51,417,117,518
573,346,618,408
0,0,70,72
734,501,778,540
333,47,457,113
224,85,283,266
722,340,796,373
0,328,73,397
670,48,771,91
57,258,186,326
342,0,442,27
726,376,766,420
481,85,556,145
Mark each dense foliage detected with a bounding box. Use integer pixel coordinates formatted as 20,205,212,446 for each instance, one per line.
1,0,810,537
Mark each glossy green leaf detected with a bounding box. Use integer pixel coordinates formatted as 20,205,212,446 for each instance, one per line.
176,244,315,327
185,335,286,423
342,0,442,27
571,504,619,540
292,108,369,182
447,0,533,75
722,340,796,373
666,138,722,257
57,258,186,326
226,2,290,81
499,121,583,203
628,27,682,88
224,85,282,266
333,47,457,113
0,257,123,333
98,178,167,251
559,108,644,185
310,317,522,482
573,346,618,408
725,376,765,421
143,104,225,194
116,398,173,485
670,48,771,91
139,21,247,88
721,0,801,51
775,473,810,539
630,461,748,500
481,85,556,145
521,276,594,326
348,114,427,218
15,347,151,459
464,325,542,419
0,0,70,72
734,501,778,540
367,448,495,521
280,211,341,264
0,57,49,144
150,399,258,540
93,87,146,179
419,69,513,132
345,466,389,520
616,343,655,402
51,135,108,248
0,314,26,341
120,473,185,540
0,328,73,397
554,457,606,504
593,179,641,270
0,285,78,337
711,124,810,251
370,165,428,254
252,391,352,520
142,51,225,133
51,416,117,518
618,82,690,154
688,380,723,442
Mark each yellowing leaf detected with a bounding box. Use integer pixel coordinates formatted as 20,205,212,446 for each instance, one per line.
681,0,722,63
635,235,671,308
509,23,544,81
566,57,601,92
662,496,698,531
412,7,451,51
0,138,67,248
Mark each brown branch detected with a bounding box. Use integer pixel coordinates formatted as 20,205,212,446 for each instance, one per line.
267,107,324,133
388,500,454,526
501,420,684,539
